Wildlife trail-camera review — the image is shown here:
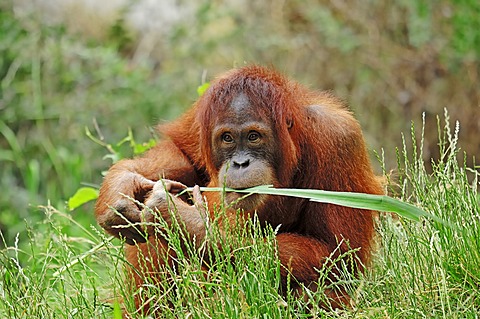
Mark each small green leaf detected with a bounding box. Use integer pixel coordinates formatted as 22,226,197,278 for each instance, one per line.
133,138,156,154
113,300,123,319
68,187,99,211
103,153,119,163
197,82,210,96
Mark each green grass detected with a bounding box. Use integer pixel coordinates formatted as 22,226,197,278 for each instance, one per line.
367,113,480,317
1,115,478,318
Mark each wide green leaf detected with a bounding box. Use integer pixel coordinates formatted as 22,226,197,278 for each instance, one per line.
68,187,99,211
192,185,441,223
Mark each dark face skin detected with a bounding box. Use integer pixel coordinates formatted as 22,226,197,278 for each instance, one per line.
211,93,279,210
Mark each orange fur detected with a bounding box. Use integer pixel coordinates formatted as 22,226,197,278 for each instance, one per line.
95,66,383,314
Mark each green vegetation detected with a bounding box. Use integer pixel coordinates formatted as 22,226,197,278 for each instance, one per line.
1,113,478,318
1,1,479,318
0,5,193,245
193,185,434,222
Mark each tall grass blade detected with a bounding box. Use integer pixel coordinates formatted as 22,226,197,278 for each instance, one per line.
188,185,441,223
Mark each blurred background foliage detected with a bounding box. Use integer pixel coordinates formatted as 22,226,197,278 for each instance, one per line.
1,0,479,246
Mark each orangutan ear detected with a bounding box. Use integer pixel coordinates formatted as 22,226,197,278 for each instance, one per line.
286,116,294,129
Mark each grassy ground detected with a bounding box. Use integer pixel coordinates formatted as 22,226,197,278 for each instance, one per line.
1,116,478,318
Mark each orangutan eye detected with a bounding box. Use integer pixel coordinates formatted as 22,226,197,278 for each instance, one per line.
248,131,260,142
221,133,234,143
